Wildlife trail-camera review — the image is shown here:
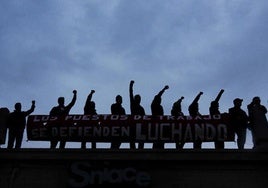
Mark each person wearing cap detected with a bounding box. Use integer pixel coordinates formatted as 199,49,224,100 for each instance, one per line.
228,98,249,149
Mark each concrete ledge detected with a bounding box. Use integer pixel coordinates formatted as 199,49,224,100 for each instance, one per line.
1,148,268,161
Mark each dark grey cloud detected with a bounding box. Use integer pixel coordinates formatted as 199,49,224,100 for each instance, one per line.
1,0,267,148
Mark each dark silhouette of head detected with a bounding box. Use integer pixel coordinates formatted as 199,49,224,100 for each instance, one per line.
233,98,243,107
58,97,65,106
116,95,122,104
14,103,21,112
252,96,261,105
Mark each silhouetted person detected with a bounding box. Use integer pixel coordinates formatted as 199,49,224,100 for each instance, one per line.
110,95,126,149
81,90,97,149
209,89,225,149
7,101,35,149
228,98,248,149
247,96,268,149
50,90,77,149
171,96,185,149
129,80,145,149
0,107,10,147
188,92,203,149
151,85,169,149
171,96,184,117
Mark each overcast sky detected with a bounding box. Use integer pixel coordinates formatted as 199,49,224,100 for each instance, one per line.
1,0,267,149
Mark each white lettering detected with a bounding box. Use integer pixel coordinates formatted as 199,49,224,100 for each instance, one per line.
136,123,146,140
217,124,227,141
148,123,158,141
195,123,204,141
134,115,141,120
205,123,216,141
171,123,182,141
160,123,170,140
184,124,193,141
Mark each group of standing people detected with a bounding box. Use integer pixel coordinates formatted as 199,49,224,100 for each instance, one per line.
0,80,267,150
0,101,35,149
228,96,268,150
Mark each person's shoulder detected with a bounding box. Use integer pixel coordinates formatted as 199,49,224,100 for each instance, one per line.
50,106,59,113
111,103,118,109
9,111,15,115
51,105,59,110
261,105,267,109
228,107,234,111
8,111,17,119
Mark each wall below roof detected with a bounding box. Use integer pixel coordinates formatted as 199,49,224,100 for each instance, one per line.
0,149,268,188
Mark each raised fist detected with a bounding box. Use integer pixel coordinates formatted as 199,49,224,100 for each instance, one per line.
164,85,169,90
200,92,203,95
130,80,134,84
32,100,35,105
73,90,77,94
91,90,95,93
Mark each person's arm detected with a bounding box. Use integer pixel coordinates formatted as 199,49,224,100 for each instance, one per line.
192,92,203,104
261,105,268,114
49,107,55,116
84,90,95,111
122,107,126,115
25,100,35,116
129,80,134,102
157,85,169,97
85,90,95,105
111,103,116,114
129,80,134,113
214,89,224,103
177,96,184,103
66,90,77,110
152,85,169,104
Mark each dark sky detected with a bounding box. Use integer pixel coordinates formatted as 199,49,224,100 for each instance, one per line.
1,1,267,148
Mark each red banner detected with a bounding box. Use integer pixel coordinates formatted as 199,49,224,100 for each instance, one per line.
26,113,234,143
